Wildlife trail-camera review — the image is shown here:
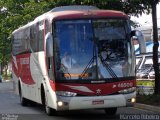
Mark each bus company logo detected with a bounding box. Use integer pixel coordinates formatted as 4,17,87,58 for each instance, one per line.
112,84,117,88
96,89,101,95
20,58,29,65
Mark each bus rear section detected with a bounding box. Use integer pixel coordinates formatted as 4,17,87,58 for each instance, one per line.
12,6,145,116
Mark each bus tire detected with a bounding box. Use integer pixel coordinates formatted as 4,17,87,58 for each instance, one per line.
19,82,28,106
41,85,56,116
45,101,56,116
104,107,117,115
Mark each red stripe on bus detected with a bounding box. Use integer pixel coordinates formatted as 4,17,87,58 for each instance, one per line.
14,54,35,85
55,80,136,96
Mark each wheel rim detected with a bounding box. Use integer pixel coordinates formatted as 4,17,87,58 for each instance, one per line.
45,105,50,113
45,96,50,114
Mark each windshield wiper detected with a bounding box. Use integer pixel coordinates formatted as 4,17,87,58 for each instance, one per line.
79,56,97,79
79,37,119,79
98,53,118,79
79,37,98,79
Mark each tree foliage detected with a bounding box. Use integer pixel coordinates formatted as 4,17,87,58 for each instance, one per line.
0,0,51,74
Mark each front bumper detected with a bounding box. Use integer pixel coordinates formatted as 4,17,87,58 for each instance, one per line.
56,92,136,111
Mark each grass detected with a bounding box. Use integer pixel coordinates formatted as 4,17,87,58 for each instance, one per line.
136,94,160,107
1,73,12,80
136,80,154,87
136,79,160,106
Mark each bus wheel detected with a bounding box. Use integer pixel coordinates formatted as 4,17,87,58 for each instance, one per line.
44,95,56,116
41,86,56,116
19,84,28,106
104,108,117,115
45,104,56,116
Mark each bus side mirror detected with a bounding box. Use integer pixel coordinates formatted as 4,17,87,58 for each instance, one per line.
131,30,146,54
45,32,53,57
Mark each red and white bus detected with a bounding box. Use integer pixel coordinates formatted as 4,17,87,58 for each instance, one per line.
12,6,145,115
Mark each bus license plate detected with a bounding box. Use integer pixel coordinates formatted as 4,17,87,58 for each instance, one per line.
92,100,104,105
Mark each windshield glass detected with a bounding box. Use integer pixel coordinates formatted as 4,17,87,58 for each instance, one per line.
54,19,135,80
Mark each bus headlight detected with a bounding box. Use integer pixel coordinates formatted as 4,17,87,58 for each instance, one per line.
57,101,63,107
118,87,136,94
56,91,77,97
131,98,136,103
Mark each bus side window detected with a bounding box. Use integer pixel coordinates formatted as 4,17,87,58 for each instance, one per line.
45,19,51,33
38,21,44,51
30,25,38,52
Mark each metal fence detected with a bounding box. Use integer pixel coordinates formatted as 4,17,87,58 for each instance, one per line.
137,85,154,95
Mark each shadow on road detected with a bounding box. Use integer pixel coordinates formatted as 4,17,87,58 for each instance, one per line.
17,103,119,120
16,112,119,120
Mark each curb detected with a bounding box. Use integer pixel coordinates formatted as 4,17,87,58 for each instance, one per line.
0,80,12,82
135,103,160,113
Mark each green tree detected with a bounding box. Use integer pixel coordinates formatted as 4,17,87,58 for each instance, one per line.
0,0,51,75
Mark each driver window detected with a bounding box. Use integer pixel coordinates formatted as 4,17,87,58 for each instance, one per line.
47,57,53,80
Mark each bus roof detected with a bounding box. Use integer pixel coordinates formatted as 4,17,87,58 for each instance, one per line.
49,5,99,12
35,5,128,21
48,10,128,20
12,6,128,34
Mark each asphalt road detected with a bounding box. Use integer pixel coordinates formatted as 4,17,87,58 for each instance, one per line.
0,81,159,120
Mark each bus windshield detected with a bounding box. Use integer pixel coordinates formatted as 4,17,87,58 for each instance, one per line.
54,19,135,80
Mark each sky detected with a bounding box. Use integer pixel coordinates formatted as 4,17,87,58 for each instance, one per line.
131,4,160,27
